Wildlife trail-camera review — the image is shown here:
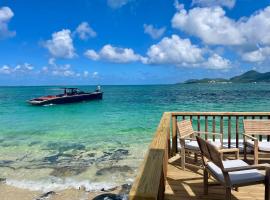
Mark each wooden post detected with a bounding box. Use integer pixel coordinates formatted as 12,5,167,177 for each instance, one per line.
236,116,239,148
228,116,231,148
205,116,208,140
213,116,216,141
198,116,201,136
172,115,177,156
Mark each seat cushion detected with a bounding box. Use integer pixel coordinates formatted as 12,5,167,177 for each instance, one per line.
246,140,270,152
184,140,221,151
207,160,264,186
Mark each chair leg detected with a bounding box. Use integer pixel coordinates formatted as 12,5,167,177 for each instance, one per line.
203,169,208,195
225,187,231,200
181,148,185,170
265,168,270,200
194,153,198,163
254,149,258,165
243,142,247,161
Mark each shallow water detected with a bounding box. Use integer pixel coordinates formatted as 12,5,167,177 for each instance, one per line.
0,83,270,191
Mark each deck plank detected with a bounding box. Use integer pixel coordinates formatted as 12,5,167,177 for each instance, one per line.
165,154,265,200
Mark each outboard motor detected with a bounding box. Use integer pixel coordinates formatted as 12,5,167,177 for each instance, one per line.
96,85,101,92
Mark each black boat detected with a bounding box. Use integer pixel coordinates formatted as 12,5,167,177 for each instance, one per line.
28,87,103,106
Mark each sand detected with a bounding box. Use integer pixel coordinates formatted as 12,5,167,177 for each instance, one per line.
0,182,129,200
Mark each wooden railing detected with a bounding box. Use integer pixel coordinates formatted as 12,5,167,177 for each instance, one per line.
129,112,270,200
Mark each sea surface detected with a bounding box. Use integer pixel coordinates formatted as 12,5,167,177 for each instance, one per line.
0,83,270,192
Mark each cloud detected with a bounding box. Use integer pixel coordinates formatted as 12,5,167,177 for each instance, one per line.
107,0,131,9
0,7,16,39
74,22,96,40
204,53,231,69
84,49,100,61
145,35,204,65
0,65,12,74
92,71,99,78
44,29,76,58
172,6,244,45
85,44,143,63
172,5,270,47
143,24,166,39
0,63,34,75
242,46,270,62
191,0,236,9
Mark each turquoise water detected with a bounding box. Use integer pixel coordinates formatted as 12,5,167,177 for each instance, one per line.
0,83,270,191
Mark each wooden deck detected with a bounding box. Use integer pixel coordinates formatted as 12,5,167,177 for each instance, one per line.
165,154,265,200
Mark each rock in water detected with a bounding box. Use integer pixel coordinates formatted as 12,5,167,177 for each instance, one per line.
36,191,56,200
92,193,122,200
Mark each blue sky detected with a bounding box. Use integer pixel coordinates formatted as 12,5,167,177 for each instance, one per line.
0,0,270,85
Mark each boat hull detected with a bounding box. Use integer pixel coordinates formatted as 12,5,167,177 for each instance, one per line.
28,92,103,106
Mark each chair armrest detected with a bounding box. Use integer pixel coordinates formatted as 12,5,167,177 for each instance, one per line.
224,164,269,173
219,148,239,159
180,132,194,140
194,131,222,136
243,133,257,141
218,148,239,153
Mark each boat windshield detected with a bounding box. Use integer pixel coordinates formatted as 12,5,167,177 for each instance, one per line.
64,88,80,95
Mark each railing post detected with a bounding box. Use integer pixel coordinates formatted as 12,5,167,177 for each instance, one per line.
172,115,177,156
228,116,231,148
236,116,239,148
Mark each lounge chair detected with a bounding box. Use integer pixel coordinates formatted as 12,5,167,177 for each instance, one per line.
196,136,270,200
177,120,223,170
243,120,270,164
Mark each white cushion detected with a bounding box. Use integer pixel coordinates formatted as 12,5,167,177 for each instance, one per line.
184,140,221,151
246,140,270,152
207,160,264,186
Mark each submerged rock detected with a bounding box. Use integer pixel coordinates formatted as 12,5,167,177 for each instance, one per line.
96,165,132,176
0,178,6,183
46,142,85,152
93,193,122,200
50,165,88,177
36,191,56,200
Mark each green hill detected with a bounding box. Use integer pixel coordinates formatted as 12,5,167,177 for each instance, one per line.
184,70,270,84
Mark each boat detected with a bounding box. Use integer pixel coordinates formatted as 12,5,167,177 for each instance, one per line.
28,86,103,106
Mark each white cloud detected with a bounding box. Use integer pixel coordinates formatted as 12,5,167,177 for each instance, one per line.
172,6,244,45
84,49,100,61
242,46,270,62
107,0,131,9
74,22,96,40
192,0,236,9
83,71,89,77
85,44,143,63
171,5,270,47
204,53,231,69
145,35,204,65
44,29,76,58
0,7,16,39
92,71,99,78
0,65,12,74
0,63,34,75
143,24,166,39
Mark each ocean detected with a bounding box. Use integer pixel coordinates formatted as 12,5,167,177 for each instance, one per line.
0,83,270,192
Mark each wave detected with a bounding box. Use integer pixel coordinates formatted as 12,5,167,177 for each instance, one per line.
5,178,117,193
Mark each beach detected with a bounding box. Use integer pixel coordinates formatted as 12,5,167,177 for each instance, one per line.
1,84,270,199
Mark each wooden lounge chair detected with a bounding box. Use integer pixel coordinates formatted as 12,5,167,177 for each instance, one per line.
243,120,270,164
196,136,270,200
177,120,223,170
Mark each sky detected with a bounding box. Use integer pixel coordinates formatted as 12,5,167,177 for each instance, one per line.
0,0,270,85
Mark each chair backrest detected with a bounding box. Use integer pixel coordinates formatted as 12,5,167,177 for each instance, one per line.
177,120,194,138
196,136,224,169
243,119,270,136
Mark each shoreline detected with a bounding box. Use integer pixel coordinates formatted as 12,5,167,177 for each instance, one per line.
1,181,131,200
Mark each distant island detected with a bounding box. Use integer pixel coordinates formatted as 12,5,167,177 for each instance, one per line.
184,70,270,84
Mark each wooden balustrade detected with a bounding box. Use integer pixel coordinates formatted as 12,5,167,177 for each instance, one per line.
129,112,171,200
129,112,270,200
